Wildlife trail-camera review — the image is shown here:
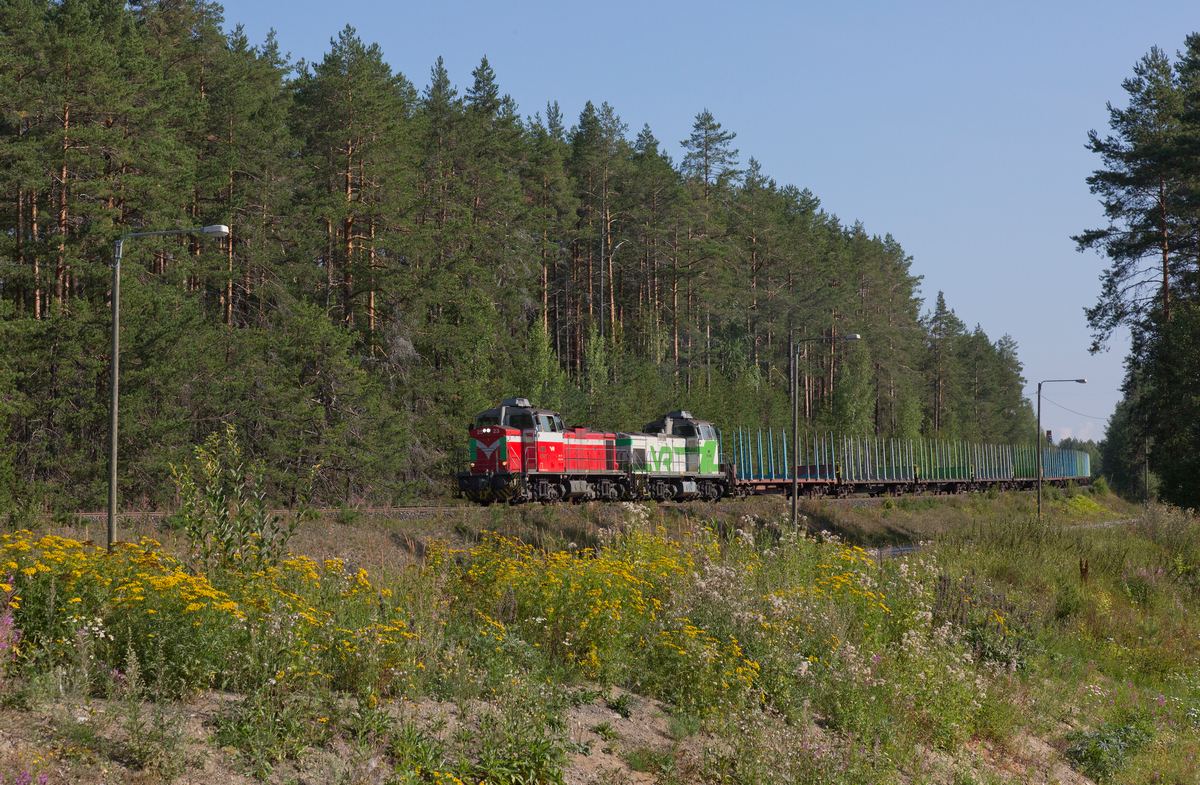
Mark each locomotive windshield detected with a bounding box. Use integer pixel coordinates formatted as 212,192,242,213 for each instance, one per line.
507,413,535,429
475,407,564,431
643,415,716,439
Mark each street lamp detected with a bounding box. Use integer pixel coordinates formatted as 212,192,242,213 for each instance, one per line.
108,225,230,551
1036,378,1086,520
791,333,861,526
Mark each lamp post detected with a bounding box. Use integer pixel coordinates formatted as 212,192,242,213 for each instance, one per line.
108,225,230,551
791,333,861,526
1036,377,1086,520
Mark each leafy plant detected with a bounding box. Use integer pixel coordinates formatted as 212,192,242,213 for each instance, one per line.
1065,718,1153,781
569,687,602,706
623,745,673,773
212,684,336,780
389,720,448,774
607,692,637,718
171,424,314,573
668,712,701,739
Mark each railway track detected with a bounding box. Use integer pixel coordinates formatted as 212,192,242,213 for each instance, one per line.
60,492,969,525
63,505,472,525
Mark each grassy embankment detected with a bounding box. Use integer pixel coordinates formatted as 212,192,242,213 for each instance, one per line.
1,482,1198,785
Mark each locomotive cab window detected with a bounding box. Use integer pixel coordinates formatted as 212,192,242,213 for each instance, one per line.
538,415,558,432
475,414,500,427
674,424,697,438
506,413,535,429
553,415,565,432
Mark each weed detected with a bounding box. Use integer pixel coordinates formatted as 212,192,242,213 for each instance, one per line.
1054,579,1087,621
607,692,636,718
170,424,313,573
623,745,672,773
389,720,448,774
1065,717,1153,781
335,503,363,526
668,712,701,739
4,486,1200,784
346,696,395,742
109,642,188,776
568,687,602,706
212,684,335,779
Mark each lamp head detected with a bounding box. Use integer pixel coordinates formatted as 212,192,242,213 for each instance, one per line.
844,334,862,340
200,225,231,238
1076,379,1087,383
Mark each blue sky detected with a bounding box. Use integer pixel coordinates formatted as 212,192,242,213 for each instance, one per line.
224,0,1198,443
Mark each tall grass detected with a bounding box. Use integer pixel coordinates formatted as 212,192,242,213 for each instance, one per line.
1,494,1197,783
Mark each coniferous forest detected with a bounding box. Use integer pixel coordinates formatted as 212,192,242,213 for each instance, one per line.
1078,35,1200,511
0,1,1039,511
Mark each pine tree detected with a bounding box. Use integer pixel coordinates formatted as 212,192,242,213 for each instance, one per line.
922,292,967,436
292,26,417,338
1074,45,1195,349
625,124,683,363
680,108,742,204
196,27,295,327
1139,303,1200,508
523,103,578,354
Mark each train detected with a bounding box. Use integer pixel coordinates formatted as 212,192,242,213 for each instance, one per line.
455,398,1091,506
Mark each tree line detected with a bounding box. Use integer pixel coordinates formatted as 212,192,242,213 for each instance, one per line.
0,0,1038,512
1076,34,1200,509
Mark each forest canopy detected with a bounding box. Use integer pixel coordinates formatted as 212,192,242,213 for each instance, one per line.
1078,35,1200,509
0,0,1038,510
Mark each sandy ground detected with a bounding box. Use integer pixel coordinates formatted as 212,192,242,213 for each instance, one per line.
0,684,1098,785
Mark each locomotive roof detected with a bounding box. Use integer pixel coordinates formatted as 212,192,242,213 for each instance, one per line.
643,410,714,430
476,399,560,417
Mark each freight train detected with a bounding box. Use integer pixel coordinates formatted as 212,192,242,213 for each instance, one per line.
456,398,1091,506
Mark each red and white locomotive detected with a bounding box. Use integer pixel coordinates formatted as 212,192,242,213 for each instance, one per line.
458,398,623,504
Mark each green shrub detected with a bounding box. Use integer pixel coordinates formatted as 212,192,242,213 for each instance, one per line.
171,424,313,573
1054,580,1086,621
1065,717,1153,781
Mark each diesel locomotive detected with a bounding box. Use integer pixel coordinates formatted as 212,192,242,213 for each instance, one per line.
457,398,726,505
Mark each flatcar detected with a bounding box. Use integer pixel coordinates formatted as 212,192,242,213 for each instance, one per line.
456,399,1091,505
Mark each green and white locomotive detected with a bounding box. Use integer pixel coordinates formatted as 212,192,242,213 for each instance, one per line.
615,411,725,501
